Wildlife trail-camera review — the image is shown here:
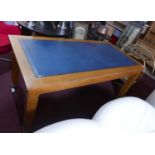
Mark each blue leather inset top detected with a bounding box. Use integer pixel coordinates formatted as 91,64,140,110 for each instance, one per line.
19,39,136,77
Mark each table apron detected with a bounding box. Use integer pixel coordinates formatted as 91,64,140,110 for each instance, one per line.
29,69,142,94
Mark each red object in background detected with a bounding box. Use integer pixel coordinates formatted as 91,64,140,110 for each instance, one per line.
0,21,21,60
109,35,118,45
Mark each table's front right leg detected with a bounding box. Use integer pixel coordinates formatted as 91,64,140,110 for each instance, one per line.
118,71,142,97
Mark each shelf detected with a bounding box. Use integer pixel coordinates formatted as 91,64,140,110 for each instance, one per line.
106,21,126,32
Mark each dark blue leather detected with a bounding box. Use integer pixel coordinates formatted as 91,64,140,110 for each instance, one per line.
19,39,136,77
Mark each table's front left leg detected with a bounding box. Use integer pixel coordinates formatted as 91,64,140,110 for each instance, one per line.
118,71,143,97
24,91,40,131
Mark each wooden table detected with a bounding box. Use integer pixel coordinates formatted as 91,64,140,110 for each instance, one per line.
9,35,144,130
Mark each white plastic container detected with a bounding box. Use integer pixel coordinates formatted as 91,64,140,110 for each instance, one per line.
73,22,88,40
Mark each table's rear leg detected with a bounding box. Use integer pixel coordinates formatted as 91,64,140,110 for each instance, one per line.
24,91,39,131
11,54,19,92
118,71,143,97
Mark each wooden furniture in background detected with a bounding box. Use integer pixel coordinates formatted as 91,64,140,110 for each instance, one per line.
135,22,155,72
143,22,155,45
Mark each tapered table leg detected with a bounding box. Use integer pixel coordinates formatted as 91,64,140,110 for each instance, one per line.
24,91,40,131
118,72,142,97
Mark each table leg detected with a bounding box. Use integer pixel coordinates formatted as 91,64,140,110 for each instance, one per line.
24,91,39,131
11,54,19,88
118,71,142,97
